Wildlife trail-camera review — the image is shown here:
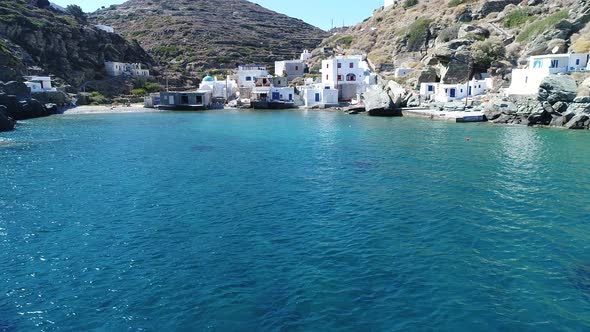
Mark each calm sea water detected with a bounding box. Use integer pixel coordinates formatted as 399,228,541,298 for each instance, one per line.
0,110,589,331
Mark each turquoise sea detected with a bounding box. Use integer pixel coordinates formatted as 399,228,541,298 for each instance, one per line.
0,110,589,331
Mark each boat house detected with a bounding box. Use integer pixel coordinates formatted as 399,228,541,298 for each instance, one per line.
159,91,213,110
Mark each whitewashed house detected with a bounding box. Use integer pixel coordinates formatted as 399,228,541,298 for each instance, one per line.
506,53,590,95
275,60,305,81
24,76,56,92
420,78,493,103
198,76,238,100
300,85,339,108
300,50,312,62
105,62,149,77
95,25,114,33
394,68,415,78
321,55,375,101
236,65,269,88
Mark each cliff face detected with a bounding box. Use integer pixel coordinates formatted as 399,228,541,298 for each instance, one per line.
0,0,154,87
91,0,329,77
314,0,590,87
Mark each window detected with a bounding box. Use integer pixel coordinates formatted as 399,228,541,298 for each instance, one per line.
427,85,434,92
349,63,354,68
337,63,342,69
295,66,299,71
326,75,329,80
246,76,252,81
326,64,329,69
338,75,342,81
576,59,581,66
525,76,528,83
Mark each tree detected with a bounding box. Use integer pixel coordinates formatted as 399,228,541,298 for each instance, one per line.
66,5,87,24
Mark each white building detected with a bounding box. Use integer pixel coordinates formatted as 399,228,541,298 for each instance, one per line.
300,50,312,62
23,76,56,92
394,68,415,78
236,65,269,88
506,53,590,95
420,78,493,103
300,84,339,108
105,62,149,77
252,86,295,103
198,76,238,99
95,25,114,33
275,60,305,81
321,55,374,101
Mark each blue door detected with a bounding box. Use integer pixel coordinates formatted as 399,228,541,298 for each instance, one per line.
272,92,280,100
315,93,321,102
450,88,456,98
468,86,472,96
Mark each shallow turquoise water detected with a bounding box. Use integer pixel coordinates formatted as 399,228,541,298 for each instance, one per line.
1,110,589,331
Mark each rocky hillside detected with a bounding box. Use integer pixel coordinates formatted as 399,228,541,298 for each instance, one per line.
314,0,590,88
0,0,154,88
91,0,329,77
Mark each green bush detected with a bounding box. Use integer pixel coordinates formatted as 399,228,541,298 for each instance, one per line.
406,18,432,51
131,88,147,96
471,38,505,68
89,91,109,105
448,0,473,7
404,0,418,9
336,36,354,47
143,82,161,93
503,8,532,28
517,10,569,42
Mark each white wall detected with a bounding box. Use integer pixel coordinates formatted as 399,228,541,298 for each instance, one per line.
237,69,268,88
506,69,549,96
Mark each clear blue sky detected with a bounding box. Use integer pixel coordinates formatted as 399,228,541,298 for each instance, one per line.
51,0,385,30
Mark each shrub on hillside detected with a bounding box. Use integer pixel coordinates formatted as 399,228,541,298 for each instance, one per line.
572,37,590,53
404,0,418,9
517,10,569,42
471,38,505,68
406,18,432,52
503,8,532,28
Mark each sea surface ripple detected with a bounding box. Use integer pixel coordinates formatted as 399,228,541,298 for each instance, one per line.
0,110,589,331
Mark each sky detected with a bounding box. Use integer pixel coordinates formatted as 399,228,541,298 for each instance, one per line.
51,0,386,30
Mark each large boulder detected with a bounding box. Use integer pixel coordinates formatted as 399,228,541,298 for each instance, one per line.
0,81,30,99
386,80,407,107
478,0,521,17
538,75,577,104
363,88,396,116
458,25,490,39
564,113,590,129
416,67,438,85
439,51,471,84
0,105,15,132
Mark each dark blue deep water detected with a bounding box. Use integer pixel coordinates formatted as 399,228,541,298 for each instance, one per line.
1,110,589,331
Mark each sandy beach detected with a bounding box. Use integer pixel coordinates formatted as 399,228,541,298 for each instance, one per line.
62,104,164,115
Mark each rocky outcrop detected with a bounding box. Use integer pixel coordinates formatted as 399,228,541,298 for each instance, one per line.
0,105,16,132
538,75,577,104
0,81,57,130
0,0,154,87
476,0,521,18
362,79,408,116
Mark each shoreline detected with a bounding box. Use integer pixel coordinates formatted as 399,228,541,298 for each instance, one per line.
61,104,164,115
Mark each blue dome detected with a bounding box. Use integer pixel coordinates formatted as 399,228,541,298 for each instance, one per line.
203,76,215,82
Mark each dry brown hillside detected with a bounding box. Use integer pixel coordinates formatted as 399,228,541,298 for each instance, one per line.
91,0,329,80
